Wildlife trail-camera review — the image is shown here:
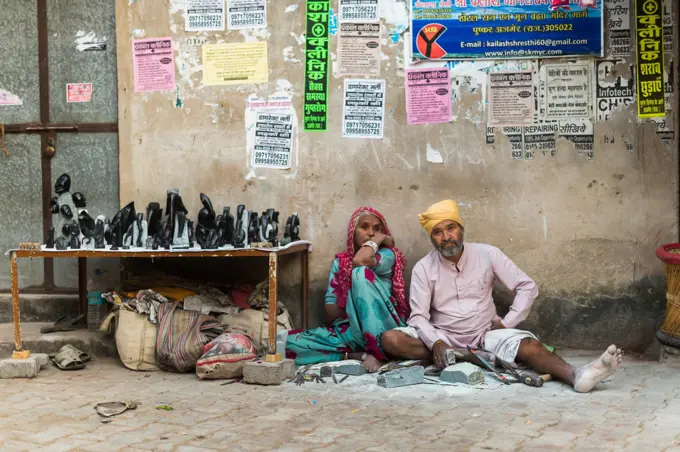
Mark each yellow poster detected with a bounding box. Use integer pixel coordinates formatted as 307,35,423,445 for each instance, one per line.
202,42,268,85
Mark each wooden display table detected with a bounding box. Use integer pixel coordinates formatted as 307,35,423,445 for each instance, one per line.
6,241,311,358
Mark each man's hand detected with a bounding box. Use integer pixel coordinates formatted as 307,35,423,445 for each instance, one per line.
432,340,453,370
491,319,505,330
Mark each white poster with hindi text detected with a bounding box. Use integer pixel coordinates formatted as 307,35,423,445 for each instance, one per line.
342,79,385,139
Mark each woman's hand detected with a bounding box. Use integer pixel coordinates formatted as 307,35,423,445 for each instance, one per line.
372,232,394,248
362,354,384,373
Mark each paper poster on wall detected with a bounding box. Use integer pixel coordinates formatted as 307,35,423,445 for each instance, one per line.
405,68,451,125
652,63,675,141
303,0,331,132
202,42,268,85
342,79,385,139
246,94,297,170
541,62,592,120
635,0,665,118
488,71,535,127
595,58,634,121
410,0,603,61
559,119,594,159
524,122,558,158
662,0,672,54
337,23,381,76
185,0,225,31
66,83,93,103
132,38,175,93
486,126,524,160
605,0,631,57
339,0,380,22
252,112,294,169
227,0,267,29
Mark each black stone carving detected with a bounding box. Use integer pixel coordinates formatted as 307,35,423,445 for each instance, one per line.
94,219,106,249
60,205,73,220
233,205,247,249
72,192,86,208
248,212,259,244
46,227,55,249
54,174,71,195
50,197,59,214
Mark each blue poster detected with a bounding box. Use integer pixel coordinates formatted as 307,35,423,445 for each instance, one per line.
410,0,603,60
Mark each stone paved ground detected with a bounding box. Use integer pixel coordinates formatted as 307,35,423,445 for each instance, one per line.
1,352,679,451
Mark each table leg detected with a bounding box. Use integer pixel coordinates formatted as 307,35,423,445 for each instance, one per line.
267,252,278,356
10,252,22,353
302,250,309,330
78,257,87,316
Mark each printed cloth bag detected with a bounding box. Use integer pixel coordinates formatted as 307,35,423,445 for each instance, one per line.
155,301,223,372
196,331,258,380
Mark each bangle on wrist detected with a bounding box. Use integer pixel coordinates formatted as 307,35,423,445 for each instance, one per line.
432,340,444,350
362,241,379,253
361,353,368,361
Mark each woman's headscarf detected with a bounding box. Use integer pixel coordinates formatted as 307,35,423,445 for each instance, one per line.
331,207,409,321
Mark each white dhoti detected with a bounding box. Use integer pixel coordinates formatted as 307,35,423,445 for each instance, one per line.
393,326,538,365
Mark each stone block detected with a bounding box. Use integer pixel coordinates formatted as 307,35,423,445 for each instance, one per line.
32,353,49,369
243,360,285,385
440,362,484,385
0,358,39,379
282,358,296,380
377,366,424,388
333,360,367,376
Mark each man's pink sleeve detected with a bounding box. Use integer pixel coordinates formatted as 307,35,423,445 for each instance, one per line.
489,246,539,328
407,263,441,350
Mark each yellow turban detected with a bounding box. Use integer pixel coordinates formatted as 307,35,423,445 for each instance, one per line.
419,200,463,235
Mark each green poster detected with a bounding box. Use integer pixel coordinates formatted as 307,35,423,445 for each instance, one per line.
303,0,331,132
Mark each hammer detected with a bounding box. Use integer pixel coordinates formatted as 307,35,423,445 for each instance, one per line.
519,373,552,387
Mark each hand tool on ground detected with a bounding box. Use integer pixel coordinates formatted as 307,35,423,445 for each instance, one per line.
467,346,510,385
480,350,551,388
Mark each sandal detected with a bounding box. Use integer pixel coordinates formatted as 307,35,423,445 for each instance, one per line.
49,344,91,363
94,401,137,418
41,314,87,334
52,348,86,371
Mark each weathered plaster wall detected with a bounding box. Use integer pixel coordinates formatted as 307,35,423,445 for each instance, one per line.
115,0,679,351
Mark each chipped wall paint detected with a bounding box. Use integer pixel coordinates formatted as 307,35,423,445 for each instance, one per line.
284,4,299,13
425,144,443,163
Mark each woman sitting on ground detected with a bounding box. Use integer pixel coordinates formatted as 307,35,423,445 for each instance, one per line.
286,207,409,373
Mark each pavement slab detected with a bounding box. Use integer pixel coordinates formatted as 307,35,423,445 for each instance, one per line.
0,353,678,451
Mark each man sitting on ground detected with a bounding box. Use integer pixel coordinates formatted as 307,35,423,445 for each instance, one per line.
382,200,622,393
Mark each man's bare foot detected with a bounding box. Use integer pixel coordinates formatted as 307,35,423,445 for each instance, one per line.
362,355,384,373
573,344,623,393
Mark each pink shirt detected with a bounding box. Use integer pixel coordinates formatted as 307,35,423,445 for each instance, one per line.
408,243,538,349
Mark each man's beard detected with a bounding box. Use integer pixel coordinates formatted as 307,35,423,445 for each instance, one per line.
432,234,464,257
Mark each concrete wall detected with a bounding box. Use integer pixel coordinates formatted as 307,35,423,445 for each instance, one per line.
115,0,679,351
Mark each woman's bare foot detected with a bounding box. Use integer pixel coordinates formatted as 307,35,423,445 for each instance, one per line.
573,344,623,393
362,355,384,373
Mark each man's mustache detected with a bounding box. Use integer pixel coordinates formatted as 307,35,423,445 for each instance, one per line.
441,240,462,247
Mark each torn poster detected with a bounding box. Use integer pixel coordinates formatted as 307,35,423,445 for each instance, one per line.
186,0,225,32
634,0,665,118
662,0,672,54
605,0,631,57
541,62,592,120
303,0,331,131
337,23,381,76
488,71,535,127
0,89,22,106
595,58,634,121
652,64,674,142
66,83,93,103
246,94,297,169
252,112,294,168
342,79,385,139
524,122,558,158
74,31,107,51
559,119,594,159
132,38,175,93
339,0,379,23
227,0,267,29
486,126,524,160
405,68,451,125
202,42,268,85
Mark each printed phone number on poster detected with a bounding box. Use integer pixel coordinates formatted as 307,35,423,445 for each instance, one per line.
188,16,222,28
230,12,264,26
254,154,289,166
345,121,381,135
470,24,574,35
342,6,377,19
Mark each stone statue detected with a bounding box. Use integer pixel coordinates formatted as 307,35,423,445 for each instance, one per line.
217,207,235,247
259,209,279,246
248,212,260,244
94,216,106,249
145,202,162,249
79,211,96,250
165,190,190,249
281,213,300,246
233,205,247,249
46,227,55,249
51,173,79,244
110,202,135,250
196,193,219,249
69,221,81,249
